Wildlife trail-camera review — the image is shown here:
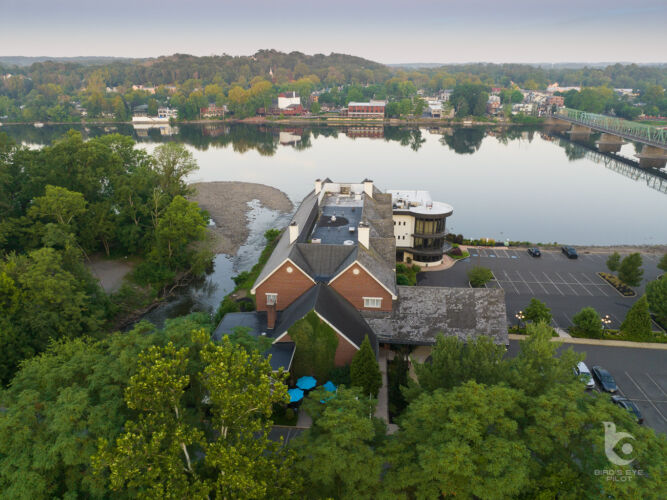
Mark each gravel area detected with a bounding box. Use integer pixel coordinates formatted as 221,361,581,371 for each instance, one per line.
189,181,294,255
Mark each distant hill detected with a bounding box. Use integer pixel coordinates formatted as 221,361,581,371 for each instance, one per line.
0,56,136,67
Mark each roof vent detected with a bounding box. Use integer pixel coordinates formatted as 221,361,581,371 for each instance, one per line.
344,240,354,246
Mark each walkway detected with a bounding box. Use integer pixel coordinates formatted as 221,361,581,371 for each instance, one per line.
376,348,398,434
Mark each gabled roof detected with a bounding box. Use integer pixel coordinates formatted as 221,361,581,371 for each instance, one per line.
274,283,378,352
293,243,356,281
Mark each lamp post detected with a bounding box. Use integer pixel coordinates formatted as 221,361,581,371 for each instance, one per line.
601,314,611,331
515,310,525,330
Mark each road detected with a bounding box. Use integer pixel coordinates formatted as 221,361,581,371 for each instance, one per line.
418,248,663,331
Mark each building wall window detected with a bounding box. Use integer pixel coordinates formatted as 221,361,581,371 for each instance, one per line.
363,297,383,308
266,293,278,305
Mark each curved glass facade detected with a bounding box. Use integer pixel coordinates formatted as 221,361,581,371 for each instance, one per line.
414,217,446,236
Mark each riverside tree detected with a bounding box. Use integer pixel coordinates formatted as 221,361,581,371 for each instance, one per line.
350,335,382,398
658,253,667,273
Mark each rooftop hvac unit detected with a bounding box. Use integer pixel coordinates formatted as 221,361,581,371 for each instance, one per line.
312,238,322,244
344,240,354,246
349,227,355,233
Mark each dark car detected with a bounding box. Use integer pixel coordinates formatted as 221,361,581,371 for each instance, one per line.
592,366,617,393
528,247,541,257
561,246,578,259
611,395,643,424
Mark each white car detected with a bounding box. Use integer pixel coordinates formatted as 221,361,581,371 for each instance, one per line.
574,361,595,389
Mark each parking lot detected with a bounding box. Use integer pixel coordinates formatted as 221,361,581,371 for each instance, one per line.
419,248,664,331
507,341,667,434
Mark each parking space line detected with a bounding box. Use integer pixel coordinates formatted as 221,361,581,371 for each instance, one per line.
568,272,594,296
624,372,667,423
645,373,667,397
554,272,578,295
478,248,486,257
502,270,520,293
499,249,509,258
543,272,565,295
528,271,549,294
627,398,667,404
515,271,535,294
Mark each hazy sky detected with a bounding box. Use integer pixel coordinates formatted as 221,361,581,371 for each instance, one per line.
1,0,665,63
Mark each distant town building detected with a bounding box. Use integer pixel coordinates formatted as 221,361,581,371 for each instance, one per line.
277,91,301,110
425,101,443,118
200,105,227,118
347,100,386,118
547,95,564,107
132,84,156,94
157,107,178,119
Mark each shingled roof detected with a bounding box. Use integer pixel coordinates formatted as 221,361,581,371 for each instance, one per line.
251,179,397,298
274,283,378,353
362,286,508,345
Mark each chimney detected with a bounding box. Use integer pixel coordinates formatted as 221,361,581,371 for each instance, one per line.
289,221,299,244
267,304,276,330
358,222,370,249
363,179,373,198
314,178,322,194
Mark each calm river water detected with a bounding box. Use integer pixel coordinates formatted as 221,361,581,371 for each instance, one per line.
6,122,667,323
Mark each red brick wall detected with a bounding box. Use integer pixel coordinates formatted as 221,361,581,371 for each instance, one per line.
334,332,359,366
255,261,314,312
330,264,393,311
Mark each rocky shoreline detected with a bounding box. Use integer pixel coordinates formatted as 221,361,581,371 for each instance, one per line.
189,181,294,256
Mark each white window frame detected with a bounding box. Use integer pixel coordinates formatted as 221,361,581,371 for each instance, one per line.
363,297,383,308
266,293,278,306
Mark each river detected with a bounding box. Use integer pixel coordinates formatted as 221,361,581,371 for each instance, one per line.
5,122,667,324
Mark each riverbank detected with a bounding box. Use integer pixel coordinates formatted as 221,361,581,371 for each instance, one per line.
0,116,520,128
189,181,293,256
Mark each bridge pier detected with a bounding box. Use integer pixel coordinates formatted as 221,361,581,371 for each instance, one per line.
596,133,626,153
635,145,667,169
567,124,592,142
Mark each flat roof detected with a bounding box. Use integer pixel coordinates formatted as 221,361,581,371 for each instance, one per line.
310,194,364,245
388,190,454,217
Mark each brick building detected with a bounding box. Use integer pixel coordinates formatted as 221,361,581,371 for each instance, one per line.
212,179,508,372
347,100,386,118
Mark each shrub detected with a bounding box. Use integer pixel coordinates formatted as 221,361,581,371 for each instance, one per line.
599,272,636,296
449,247,463,256
467,266,493,287
327,365,351,387
412,264,421,273
571,307,602,338
214,296,241,323
397,274,410,285
621,295,652,340
396,263,408,274
524,298,552,325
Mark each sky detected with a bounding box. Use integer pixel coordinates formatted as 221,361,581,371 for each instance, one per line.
1,0,665,64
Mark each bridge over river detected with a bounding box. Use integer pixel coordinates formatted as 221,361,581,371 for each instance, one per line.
550,108,667,168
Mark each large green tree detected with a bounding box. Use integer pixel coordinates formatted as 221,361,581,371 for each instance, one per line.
621,295,652,340
523,297,552,325
572,306,603,338
293,387,384,500
646,278,667,325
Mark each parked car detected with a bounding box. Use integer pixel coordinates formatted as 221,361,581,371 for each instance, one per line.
592,366,617,393
573,361,596,389
561,246,578,259
528,247,541,257
611,395,643,424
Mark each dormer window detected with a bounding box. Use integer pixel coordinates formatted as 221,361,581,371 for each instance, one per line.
363,297,382,308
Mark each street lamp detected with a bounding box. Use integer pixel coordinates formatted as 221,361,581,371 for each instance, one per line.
515,310,525,329
601,314,611,330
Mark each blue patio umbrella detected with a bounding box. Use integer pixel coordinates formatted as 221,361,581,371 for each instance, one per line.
322,381,337,393
288,388,304,403
296,376,317,391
